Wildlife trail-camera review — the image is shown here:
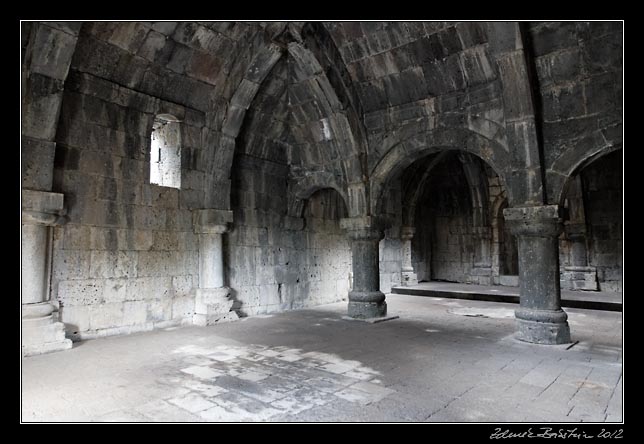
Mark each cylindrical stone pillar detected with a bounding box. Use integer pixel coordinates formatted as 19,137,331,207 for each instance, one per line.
199,229,225,289
400,226,418,286
22,190,72,356
504,205,571,345
346,227,386,318
192,209,237,325
22,223,50,305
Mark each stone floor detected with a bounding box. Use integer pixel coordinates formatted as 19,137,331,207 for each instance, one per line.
21,294,623,423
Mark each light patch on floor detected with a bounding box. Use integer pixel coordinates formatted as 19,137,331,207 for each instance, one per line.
164,343,390,420
447,307,515,319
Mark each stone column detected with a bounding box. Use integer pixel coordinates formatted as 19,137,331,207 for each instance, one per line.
400,226,418,286
192,209,238,326
503,205,571,344
22,190,72,356
340,217,387,319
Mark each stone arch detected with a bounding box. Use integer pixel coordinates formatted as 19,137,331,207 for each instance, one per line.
370,127,512,216
221,43,284,139
287,172,349,219
22,22,80,192
299,22,370,171
209,36,366,211
549,143,622,207
285,38,366,189
204,42,284,209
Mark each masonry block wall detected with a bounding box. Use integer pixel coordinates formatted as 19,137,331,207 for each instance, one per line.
51,75,205,340
530,21,623,293
531,22,622,205
48,22,227,339
228,164,351,315
22,21,622,346
302,190,352,306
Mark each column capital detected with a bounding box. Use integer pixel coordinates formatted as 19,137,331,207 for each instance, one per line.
340,216,385,241
193,209,233,234
22,189,65,226
503,205,562,238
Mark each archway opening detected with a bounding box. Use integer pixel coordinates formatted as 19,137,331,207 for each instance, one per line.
395,150,511,286
559,148,622,292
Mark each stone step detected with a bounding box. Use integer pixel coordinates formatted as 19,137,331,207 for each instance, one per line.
22,320,72,356
391,283,622,312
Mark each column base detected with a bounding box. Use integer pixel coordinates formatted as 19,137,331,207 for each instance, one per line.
401,271,418,286
560,266,598,291
515,308,571,345
347,301,387,319
22,315,72,357
193,287,238,326
193,311,239,326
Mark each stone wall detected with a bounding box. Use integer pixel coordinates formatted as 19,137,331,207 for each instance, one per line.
228,163,351,315
51,72,205,340
529,22,622,204
22,21,622,348
43,22,277,340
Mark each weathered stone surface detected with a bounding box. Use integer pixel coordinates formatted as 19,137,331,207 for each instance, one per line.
528,22,577,57
22,189,64,215
22,74,64,141
22,21,620,351
22,316,72,357
29,24,78,80
504,205,571,345
22,137,57,191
